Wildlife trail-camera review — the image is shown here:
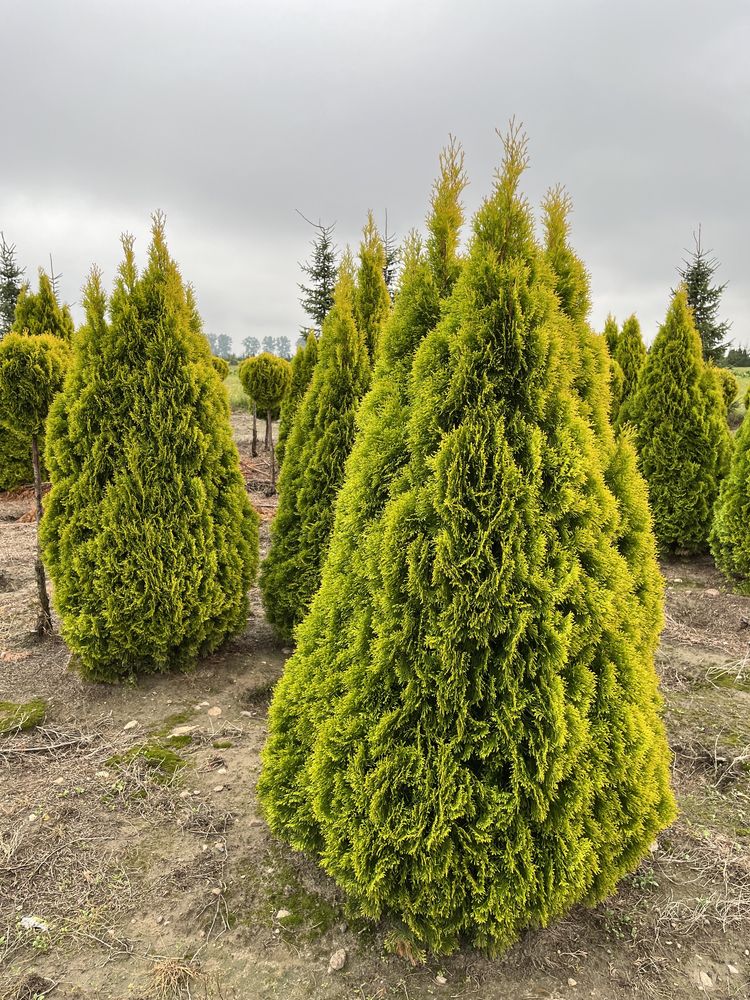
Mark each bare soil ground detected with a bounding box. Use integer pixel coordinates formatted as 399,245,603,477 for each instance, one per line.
1,411,749,999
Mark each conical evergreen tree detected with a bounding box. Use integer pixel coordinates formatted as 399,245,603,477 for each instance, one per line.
631,288,731,553
0,232,25,337
612,314,646,427
675,229,730,361
603,313,619,355
354,212,391,362
276,331,318,469
259,137,468,847
259,129,674,953
12,270,74,340
41,216,259,681
259,255,370,639
711,409,750,589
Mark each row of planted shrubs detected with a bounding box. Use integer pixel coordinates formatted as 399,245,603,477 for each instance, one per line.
2,122,750,956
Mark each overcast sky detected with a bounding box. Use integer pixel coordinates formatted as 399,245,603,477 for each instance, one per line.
2,0,748,351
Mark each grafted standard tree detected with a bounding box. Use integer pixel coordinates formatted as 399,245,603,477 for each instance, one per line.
238,351,292,486
0,333,70,633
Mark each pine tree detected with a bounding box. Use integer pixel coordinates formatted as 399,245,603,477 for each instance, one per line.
355,212,391,362
41,215,259,682
276,331,318,469
259,255,370,640
631,288,731,553
258,128,674,954
711,409,750,590
676,228,730,361
612,314,646,427
602,313,619,355
12,270,74,340
0,232,25,337
0,332,70,632
298,218,338,330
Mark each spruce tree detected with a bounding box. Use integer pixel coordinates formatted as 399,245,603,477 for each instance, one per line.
298,218,338,330
12,270,74,340
259,255,370,639
259,129,674,953
631,288,731,553
711,410,750,589
41,216,259,681
276,331,318,469
0,332,70,632
602,313,619,355
676,229,730,361
355,212,391,362
0,232,25,337
612,313,646,427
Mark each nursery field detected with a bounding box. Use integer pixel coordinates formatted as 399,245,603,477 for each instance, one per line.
1,411,749,1000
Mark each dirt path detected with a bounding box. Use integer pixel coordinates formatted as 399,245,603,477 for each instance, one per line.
1,417,749,999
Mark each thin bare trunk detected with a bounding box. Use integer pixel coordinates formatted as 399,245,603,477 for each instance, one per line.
252,403,258,457
31,435,52,636
264,410,271,451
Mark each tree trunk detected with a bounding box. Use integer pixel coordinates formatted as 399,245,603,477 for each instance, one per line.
269,415,277,491
31,434,52,636
252,403,258,457
264,410,272,451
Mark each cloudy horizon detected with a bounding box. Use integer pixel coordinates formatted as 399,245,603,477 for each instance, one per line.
3,0,748,352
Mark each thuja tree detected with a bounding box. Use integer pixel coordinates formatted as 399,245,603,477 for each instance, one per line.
276,331,318,469
238,351,292,485
259,255,370,639
602,313,619,355
355,212,391,362
41,216,259,681
260,136,468,842
12,270,75,340
212,356,229,379
612,314,646,427
631,288,731,553
259,129,674,953
0,333,70,633
712,410,750,589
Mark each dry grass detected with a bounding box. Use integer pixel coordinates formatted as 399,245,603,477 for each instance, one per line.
146,957,204,1000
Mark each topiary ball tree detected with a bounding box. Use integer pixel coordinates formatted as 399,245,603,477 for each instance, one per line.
258,127,674,954
211,355,229,380
276,332,318,469
238,351,292,486
41,214,259,681
259,255,371,639
0,332,70,633
631,288,731,553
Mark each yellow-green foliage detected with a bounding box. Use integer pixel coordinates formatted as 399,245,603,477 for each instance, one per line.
710,365,738,414
211,355,230,380
603,313,619,355
0,698,47,734
238,352,292,412
259,130,674,954
0,425,34,491
12,270,75,340
608,356,624,420
712,405,750,589
612,314,646,427
354,212,391,361
0,332,70,436
277,332,318,468
41,215,259,682
259,258,371,639
632,289,731,553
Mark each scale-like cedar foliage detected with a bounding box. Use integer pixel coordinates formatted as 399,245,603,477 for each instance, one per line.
259,257,370,639
41,216,259,681
712,409,750,589
631,289,731,553
238,352,292,411
603,313,619,355
259,130,674,954
0,426,33,491
710,365,738,415
211,356,229,379
608,356,624,421
12,271,75,340
259,137,468,847
354,212,391,361
276,332,318,468
612,314,646,427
